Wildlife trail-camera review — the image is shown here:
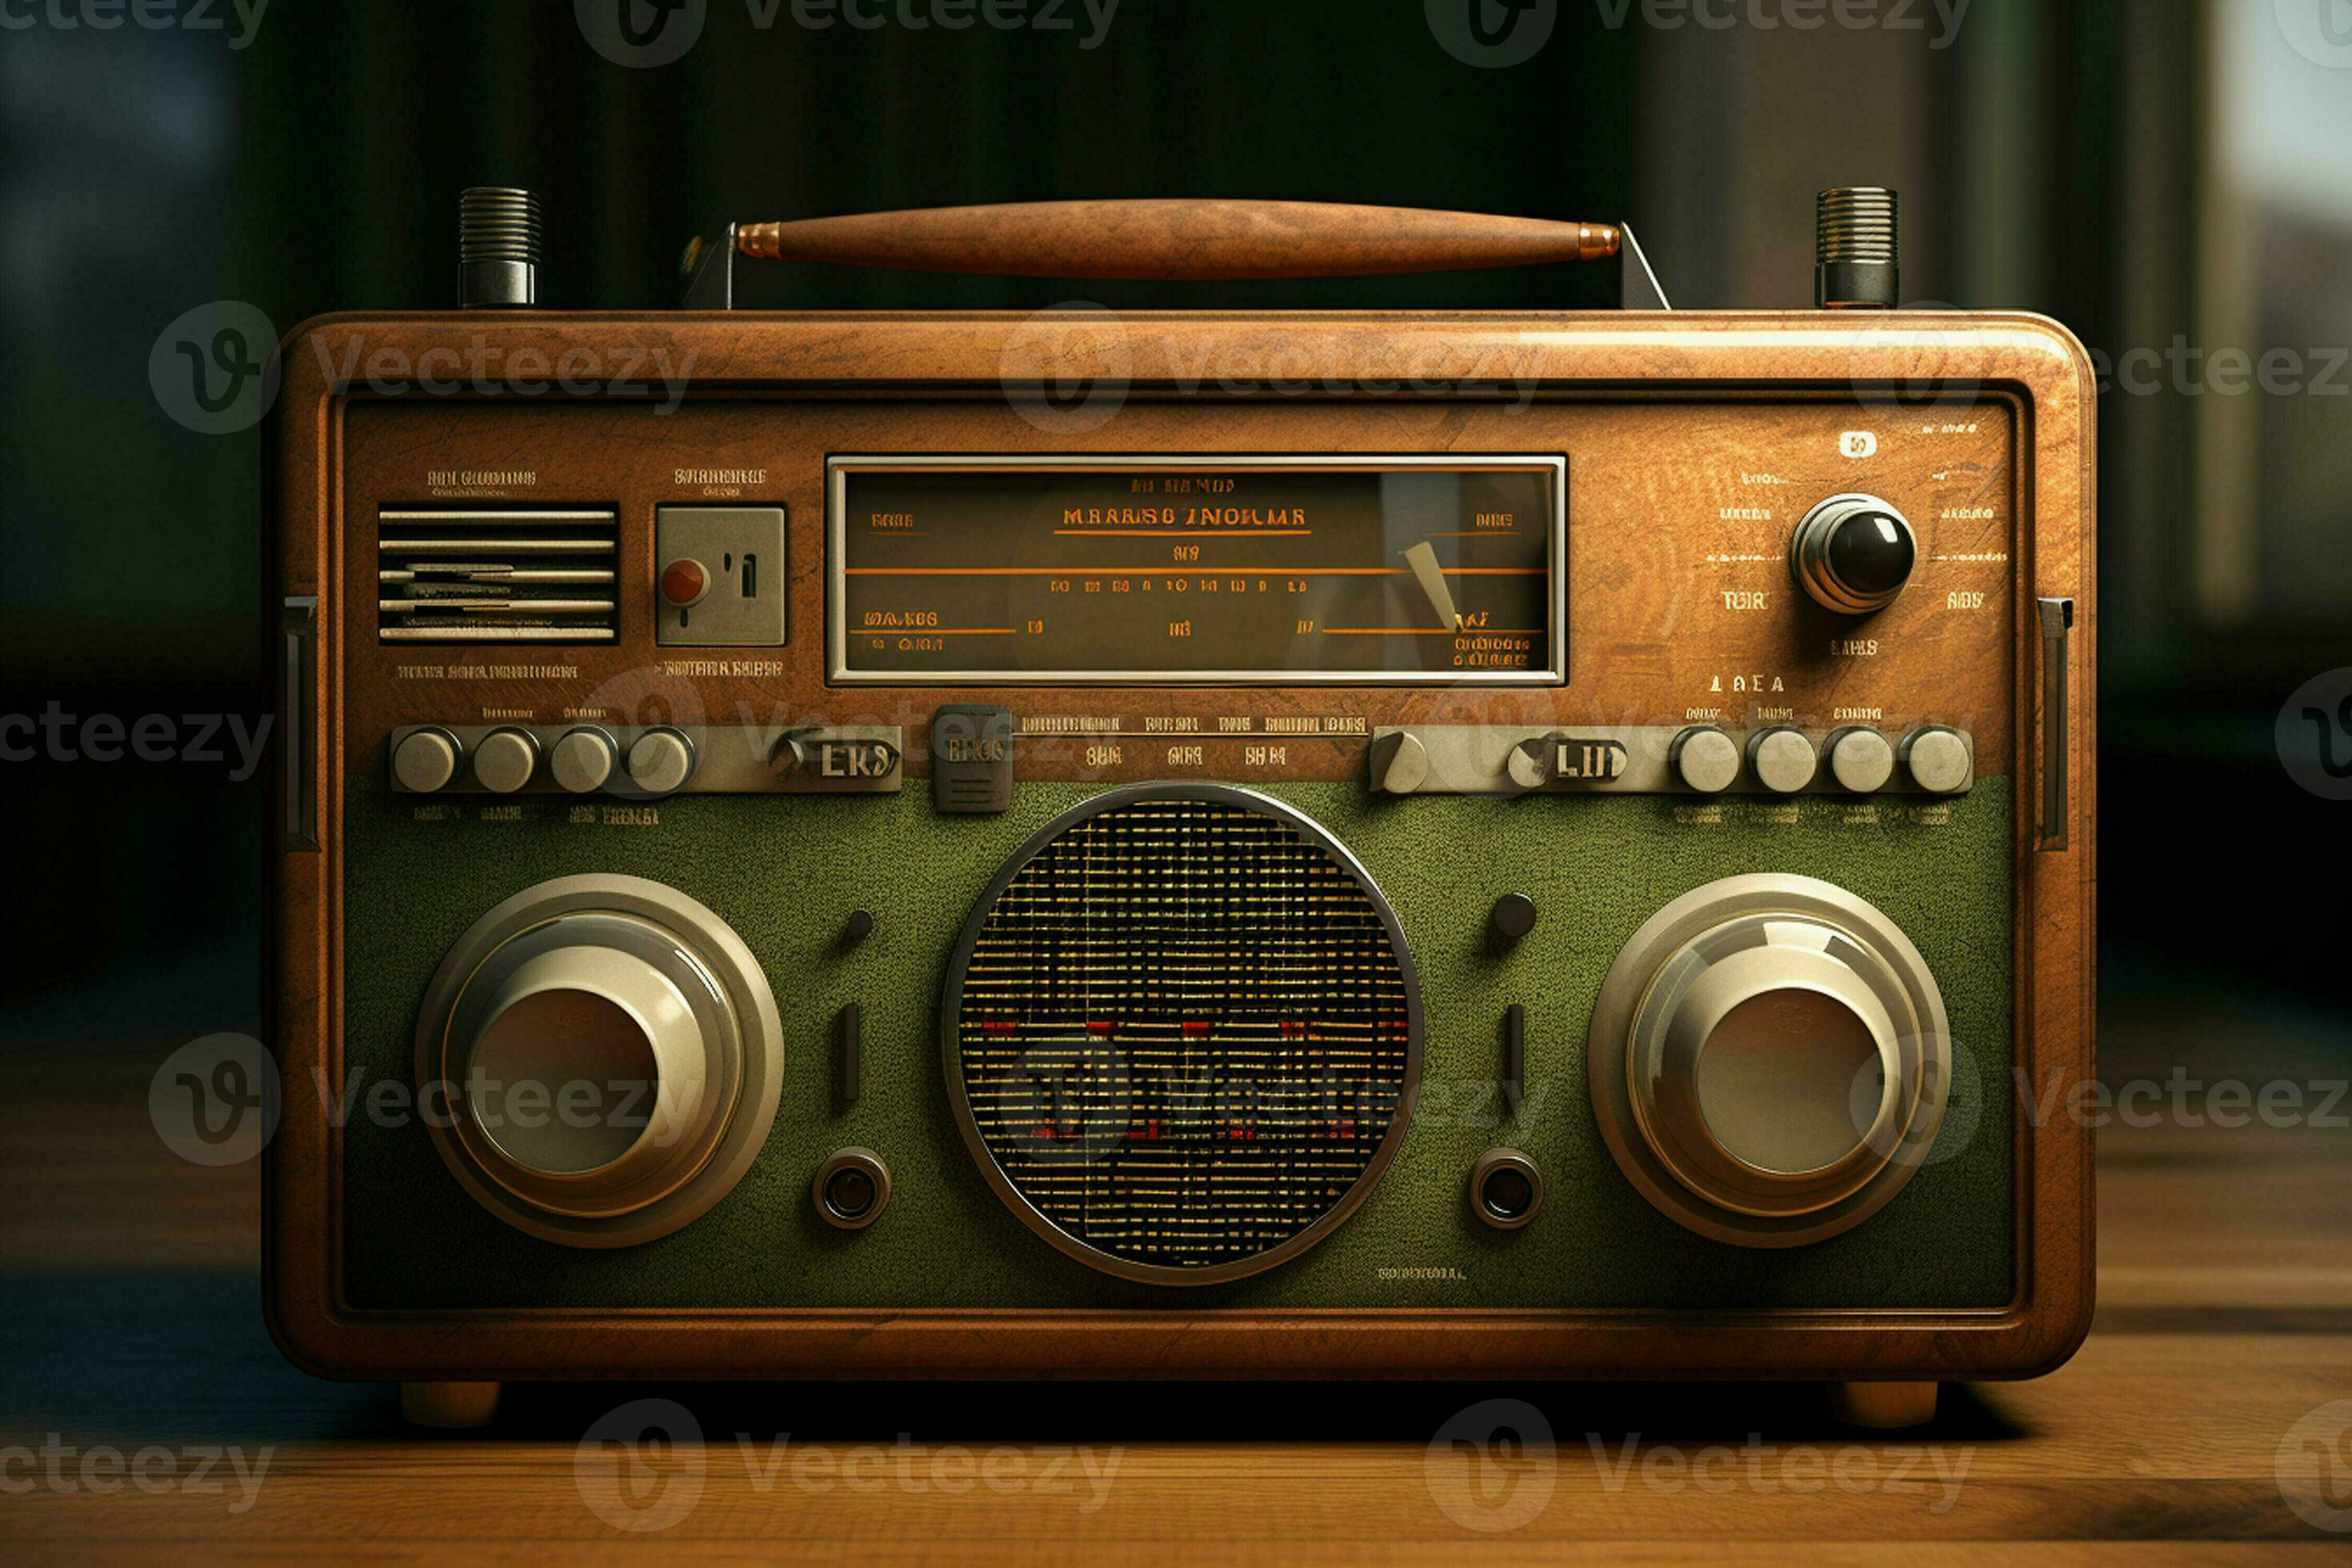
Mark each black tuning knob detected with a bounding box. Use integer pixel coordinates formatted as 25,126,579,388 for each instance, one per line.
1490,893,1538,945
1790,495,1916,614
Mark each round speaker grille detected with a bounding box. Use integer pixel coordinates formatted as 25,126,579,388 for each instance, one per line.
943,785,1421,1284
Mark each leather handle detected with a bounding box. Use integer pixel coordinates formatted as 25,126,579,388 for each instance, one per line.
734,199,1620,281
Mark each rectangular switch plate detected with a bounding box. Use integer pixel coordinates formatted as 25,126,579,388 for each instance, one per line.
655,506,787,646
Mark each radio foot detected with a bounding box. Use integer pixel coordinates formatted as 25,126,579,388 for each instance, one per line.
400,1380,503,1429
1826,1381,1938,1430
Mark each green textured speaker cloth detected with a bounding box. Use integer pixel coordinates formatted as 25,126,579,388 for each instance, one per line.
340,776,2013,1310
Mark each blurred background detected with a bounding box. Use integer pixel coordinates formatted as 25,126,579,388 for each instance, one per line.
2,0,2346,1086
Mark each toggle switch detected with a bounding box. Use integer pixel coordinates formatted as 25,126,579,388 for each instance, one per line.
655,506,786,646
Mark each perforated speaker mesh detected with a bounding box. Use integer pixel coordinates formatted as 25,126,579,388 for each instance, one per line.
943,787,1420,1283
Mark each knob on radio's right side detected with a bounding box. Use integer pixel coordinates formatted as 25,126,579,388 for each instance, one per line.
1790,494,1915,614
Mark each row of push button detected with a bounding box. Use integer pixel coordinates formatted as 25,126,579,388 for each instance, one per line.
1668,724,1970,796
391,726,697,796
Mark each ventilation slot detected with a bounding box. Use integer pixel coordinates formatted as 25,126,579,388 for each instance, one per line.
378,506,618,643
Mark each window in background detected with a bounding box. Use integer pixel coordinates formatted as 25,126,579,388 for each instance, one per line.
2198,0,2352,630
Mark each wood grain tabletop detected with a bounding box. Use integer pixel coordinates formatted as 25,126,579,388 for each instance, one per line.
3,1012,2348,1564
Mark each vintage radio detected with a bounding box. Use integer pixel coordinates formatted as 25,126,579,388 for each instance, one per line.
266,191,2095,1430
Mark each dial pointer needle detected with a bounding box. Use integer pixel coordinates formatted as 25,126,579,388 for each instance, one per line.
1402,540,1462,632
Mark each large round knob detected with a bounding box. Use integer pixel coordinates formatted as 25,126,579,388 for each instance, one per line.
1670,726,1741,794
626,728,697,794
472,727,539,794
393,729,461,794
1746,727,1818,794
1587,874,1950,1246
462,942,709,1180
415,875,784,1247
1790,494,1916,614
549,727,617,794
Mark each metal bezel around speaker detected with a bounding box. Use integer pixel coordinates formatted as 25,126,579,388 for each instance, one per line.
938,782,1426,1286
1588,874,1952,1248
413,874,784,1248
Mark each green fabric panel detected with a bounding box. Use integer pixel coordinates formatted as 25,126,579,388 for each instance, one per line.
340,776,2013,1310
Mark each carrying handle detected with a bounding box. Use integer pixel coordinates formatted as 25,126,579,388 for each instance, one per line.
730,199,1621,282
2035,598,2074,853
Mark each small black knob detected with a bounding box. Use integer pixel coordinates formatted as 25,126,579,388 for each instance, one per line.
813,1148,890,1230
1827,510,1916,597
1790,496,1917,614
842,908,874,946
1470,1148,1542,1230
1490,893,1538,944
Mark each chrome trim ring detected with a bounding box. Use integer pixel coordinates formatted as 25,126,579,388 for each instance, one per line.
414,874,782,1249
1588,874,1950,1248
1788,493,1917,614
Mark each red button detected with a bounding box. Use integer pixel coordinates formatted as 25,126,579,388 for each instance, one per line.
660,558,708,607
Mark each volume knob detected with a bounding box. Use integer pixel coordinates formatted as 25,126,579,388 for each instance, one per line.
1790,495,1916,614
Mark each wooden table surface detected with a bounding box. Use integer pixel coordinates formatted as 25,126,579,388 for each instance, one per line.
4,1015,2350,1564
